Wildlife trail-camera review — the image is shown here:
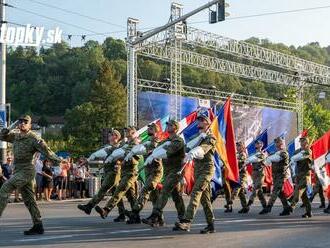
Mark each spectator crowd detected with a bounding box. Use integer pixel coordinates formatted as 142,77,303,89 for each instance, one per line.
0,152,94,202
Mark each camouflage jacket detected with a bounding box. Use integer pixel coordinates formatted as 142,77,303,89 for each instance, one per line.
192,132,216,180
295,148,312,178
0,129,61,174
251,151,266,172
237,151,247,178
163,134,185,175
271,149,289,179
144,136,163,175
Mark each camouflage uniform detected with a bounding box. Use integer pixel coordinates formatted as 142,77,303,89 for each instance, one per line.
150,133,185,222
132,137,163,213
248,152,267,208
95,139,140,218
234,151,248,211
176,132,216,230
222,167,233,212
78,143,122,213
310,175,325,208
266,150,290,214
291,148,312,216
0,128,61,225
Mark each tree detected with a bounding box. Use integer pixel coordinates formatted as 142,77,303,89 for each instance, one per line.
304,103,330,141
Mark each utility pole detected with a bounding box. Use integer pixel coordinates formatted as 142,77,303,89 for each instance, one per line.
0,0,6,163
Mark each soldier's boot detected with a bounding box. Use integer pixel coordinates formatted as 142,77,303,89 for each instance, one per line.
323,203,330,214
238,207,249,214
124,210,133,218
152,214,165,227
142,213,158,226
173,219,191,232
279,207,291,216
247,200,253,207
319,201,326,208
224,204,233,213
126,211,141,224
302,212,312,218
200,223,216,234
113,214,126,222
299,203,305,208
23,223,44,235
259,207,269,215
94,206,110,219
77,203,93,215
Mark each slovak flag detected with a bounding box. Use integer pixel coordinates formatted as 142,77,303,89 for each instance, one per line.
311,129,330,199
210,97,239,197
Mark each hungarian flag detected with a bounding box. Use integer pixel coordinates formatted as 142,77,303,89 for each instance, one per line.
311,129,330,199
210,97,239,197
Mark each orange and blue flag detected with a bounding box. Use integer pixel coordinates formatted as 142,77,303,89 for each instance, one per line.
210,97,239,196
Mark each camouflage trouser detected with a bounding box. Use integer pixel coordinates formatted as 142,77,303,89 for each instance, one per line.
233,175,247,208
312,178,325,204
152,172,185,219
184,177,214,224
223,178,232,205
104,174,138,212
291,176,311,213
267,176,289,208
88,171,125,214
132,171,162,213
0,171,42,225
249,170,266,207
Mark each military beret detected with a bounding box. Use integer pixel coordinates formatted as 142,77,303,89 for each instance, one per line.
166,119,180,130
197,113,211,124
19,115,32,123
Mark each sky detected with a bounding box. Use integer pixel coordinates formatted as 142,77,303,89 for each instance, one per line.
6,0,330,48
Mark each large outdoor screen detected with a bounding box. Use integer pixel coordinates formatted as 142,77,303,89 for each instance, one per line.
138,91,298,143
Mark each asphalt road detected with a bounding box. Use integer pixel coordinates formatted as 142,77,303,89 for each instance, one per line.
1,196,329,248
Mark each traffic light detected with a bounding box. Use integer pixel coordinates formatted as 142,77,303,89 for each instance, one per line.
217,0,225,22
209,0,229,24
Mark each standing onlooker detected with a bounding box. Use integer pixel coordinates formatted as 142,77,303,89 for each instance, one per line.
54,159,71,200
75,160,88,199
34,153,44,201
42,159,53,201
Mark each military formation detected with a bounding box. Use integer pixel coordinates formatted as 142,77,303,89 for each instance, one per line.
0,114,329,236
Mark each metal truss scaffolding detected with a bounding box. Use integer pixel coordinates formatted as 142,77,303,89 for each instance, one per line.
126,1,330,131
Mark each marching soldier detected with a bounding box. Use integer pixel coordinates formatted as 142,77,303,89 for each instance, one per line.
126,123,163,224
260,137,291,215
290,137,313,218
246,140,267,214
77,129,124,217
94,126,140,219
234,141,249,214
0,115,62,235
173,113,216,234
309,174,325,208
143,119,185,227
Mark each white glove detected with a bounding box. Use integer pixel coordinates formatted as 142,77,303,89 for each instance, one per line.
291,151,305,162
186,133,207,150
189,146,205,160
105,148,125,164
144,155,154,166
265,153,282,165
87,146,111,162
124,144,147,161
152,147,167,160
290,160,297,177
183,153,194,164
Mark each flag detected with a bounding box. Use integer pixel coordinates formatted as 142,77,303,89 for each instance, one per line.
210,97,239,196
137,115,170,142
287,130,308,158
311,129,330,199
246,129,268,156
